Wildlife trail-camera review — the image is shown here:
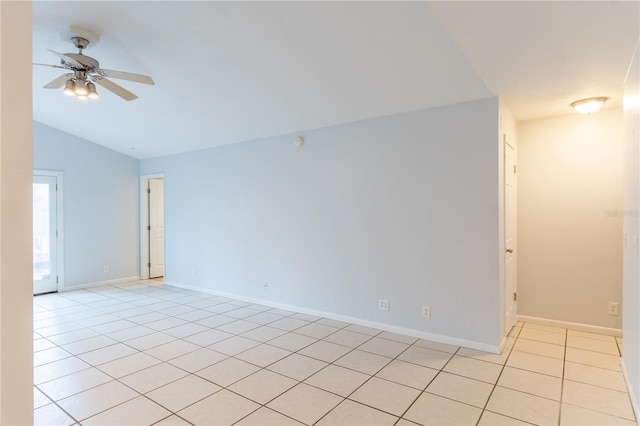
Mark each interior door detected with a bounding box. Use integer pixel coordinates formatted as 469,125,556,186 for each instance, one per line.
149,178,165,278
33,175,58,294
505,141,517,333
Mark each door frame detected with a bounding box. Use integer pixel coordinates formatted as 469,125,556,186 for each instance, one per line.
140,173,165,280
33,169,64,292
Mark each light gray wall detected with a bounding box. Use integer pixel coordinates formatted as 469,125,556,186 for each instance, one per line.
623,39,640,417
517,109,624,329
33,121,140,288
141,97,503,348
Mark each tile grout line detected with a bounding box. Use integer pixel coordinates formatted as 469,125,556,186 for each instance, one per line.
68,284,387,424
33,383,82,425
555,327,568,426
33,285,218,423
35,287,497,425
474,323,521,426
51,286,263,423
391,343,465,424
38,289,492,423
318,335,452,425
260,324,384,425
34,283,634,426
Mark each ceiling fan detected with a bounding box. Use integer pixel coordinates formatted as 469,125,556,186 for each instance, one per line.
34,30,154,101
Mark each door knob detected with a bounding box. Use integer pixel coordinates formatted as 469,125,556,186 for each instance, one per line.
506,248,513,253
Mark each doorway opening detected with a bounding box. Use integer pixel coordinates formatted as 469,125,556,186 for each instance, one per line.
140,174,165,280
33,170,64,295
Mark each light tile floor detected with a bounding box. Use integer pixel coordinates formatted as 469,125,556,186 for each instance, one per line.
33,280,636,425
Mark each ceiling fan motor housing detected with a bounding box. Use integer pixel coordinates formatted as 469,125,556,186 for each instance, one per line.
60,53,99,71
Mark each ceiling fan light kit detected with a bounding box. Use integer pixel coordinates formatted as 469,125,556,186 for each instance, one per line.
35,27,155,102
62,72,95,100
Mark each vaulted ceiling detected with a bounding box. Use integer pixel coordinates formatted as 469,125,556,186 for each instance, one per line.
32,1,639,159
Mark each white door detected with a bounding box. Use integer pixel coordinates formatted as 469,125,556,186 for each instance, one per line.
33,175,58,294
149,178,164,278
505,141,517,333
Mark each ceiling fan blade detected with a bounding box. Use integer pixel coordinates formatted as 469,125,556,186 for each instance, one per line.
47,50,84,68
97,69,155,85
93,77,138,101
43,73,73,89
33,63,66,70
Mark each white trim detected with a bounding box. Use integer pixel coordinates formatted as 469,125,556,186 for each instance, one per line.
59,276,141,292
518,315,622,337
164,281,502,354
33,169,64,292
621,358,639,421
499,335,508,354
139,174,164,280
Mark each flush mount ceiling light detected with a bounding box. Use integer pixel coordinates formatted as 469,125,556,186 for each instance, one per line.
571,97,608,114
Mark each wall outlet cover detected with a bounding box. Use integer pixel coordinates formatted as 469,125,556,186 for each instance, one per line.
378,299,389,311
422,306,431,319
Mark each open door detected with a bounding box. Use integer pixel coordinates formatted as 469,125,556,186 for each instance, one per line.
505,140,517,333
33,171,63,294
149,178,164,278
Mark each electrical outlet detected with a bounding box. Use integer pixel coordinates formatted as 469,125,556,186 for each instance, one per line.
378,299,389,311
191,270,197,278
422,306,431,319
264,281,268,290
103,266,109,273
608,302,620,316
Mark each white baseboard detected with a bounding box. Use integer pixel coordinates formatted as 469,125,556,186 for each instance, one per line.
499,335,510,353
59,276,141,292
517,315,622,337
164,281,502,354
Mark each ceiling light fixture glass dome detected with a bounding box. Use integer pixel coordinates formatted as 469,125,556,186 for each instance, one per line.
87,82,99,99
74,79,88,96
571,97,608,114
63,79,76,96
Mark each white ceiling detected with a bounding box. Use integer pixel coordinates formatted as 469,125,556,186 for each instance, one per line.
32,1,639,159
430,1,639,121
